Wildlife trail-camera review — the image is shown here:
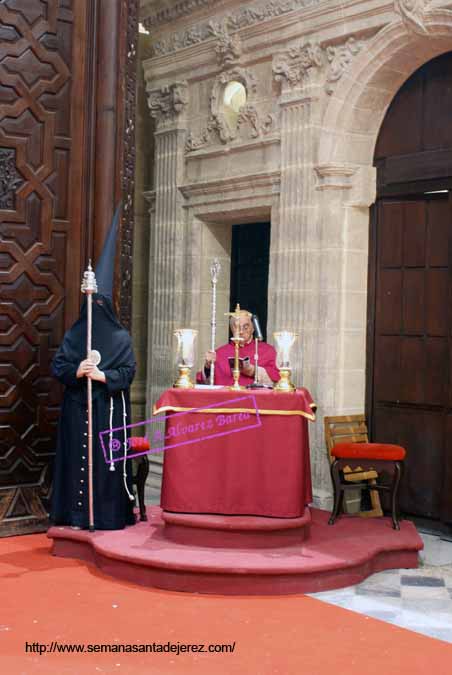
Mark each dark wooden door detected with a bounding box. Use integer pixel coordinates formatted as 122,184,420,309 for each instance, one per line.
0,0,137,535
370,195,452,519
369,51,452,523
230,222,270,340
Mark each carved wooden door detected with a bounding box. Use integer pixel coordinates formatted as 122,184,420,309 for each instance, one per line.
0,0,137,535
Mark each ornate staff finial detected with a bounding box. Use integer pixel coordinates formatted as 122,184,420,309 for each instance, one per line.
209,258,221,385
210,258,221,284
81,260,98,295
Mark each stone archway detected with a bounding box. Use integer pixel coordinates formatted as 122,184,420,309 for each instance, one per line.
303,9,452,508
319,11,452,169
315,9,452,419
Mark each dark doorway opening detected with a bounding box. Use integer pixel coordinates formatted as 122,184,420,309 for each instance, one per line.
368,51,452,526
229,222,270,340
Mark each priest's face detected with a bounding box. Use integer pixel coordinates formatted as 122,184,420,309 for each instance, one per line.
239,316,254,344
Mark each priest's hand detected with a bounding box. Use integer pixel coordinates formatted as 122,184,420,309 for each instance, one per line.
204,350,216,367
242,361,255,378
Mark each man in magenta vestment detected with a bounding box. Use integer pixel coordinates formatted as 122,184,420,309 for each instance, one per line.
198,309,279,386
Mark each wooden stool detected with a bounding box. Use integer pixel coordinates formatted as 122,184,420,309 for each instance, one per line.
328,442,406,530
129,437,150,522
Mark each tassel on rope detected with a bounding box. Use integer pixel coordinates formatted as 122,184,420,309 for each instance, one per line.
108,396,115,471
121,391,134,501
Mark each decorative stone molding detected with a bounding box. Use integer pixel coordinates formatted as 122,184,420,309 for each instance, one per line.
394,0,429,34
180,170,281,205
142,0,214,28
314,163,357,190
325,37,364,95
146,0,323,56
147,81,188,129
185,134,279,159
272,42,323,89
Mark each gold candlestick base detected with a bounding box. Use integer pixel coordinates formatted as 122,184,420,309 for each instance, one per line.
229,335,245,391
173,365,194,389
274,368,296,393
230,378,244,391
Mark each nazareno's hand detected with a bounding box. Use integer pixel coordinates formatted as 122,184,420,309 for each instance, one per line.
87,366,106,383
76,359,95,379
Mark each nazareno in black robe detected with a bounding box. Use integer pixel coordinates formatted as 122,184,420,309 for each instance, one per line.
50,294,136,530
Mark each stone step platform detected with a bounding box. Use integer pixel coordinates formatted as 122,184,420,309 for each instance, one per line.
47,506,423,595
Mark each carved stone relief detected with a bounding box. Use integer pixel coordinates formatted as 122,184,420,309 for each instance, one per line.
273,36,367,96
325,37,364,95
185,67,277,151
394,0,429,34
215,26,242,68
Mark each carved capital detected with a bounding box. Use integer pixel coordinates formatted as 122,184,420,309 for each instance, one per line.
147,82,188,128
394,0,429,35
273,42,323,90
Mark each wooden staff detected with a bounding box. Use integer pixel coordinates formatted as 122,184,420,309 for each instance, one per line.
81,261,98,532
209,258,221,385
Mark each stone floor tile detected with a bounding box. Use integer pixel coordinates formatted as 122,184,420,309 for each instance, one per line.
400,575,445,587
401,587,450,602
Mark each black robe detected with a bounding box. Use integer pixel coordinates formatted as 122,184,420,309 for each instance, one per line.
50,295,136,530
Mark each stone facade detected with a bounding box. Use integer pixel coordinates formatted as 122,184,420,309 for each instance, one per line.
135,0,452,506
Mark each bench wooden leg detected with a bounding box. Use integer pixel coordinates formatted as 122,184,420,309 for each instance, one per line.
328,460,343,525
391,462,403,530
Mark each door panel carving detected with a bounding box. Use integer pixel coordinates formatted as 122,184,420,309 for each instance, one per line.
0,0,80,534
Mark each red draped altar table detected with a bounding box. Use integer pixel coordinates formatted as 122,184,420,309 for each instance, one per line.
154,387,316,520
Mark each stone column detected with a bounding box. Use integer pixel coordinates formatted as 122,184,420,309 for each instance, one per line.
144,82,188,487
270,45,340,507
145,81,188,401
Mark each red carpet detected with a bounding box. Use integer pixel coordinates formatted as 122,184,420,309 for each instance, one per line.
0,532,451,674
48,507,422,594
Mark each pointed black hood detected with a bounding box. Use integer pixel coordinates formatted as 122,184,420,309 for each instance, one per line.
95,203,121,300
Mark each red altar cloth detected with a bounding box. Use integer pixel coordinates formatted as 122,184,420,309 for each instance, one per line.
154,387,316,518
